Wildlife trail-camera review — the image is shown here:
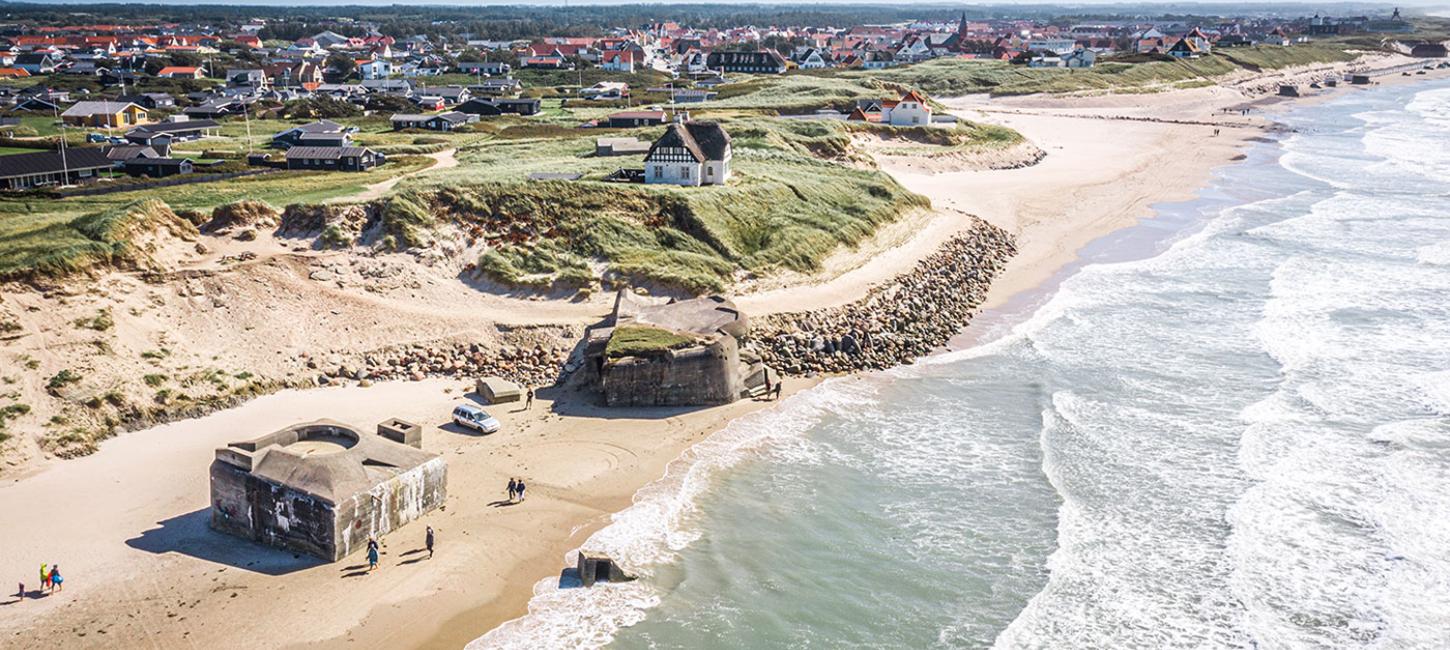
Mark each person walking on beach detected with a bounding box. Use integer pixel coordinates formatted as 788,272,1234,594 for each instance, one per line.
525,388,534,410
39,564,48,592
426,526,435,559
774,383,783,401
516,479,526,502
16,582,23,601
48,566,61,592
367,540,380,573
507,477,517,503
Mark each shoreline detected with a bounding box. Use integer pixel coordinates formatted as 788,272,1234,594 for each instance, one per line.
3,62,1448,650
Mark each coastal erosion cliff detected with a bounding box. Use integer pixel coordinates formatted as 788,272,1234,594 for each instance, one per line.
751,216,1016,375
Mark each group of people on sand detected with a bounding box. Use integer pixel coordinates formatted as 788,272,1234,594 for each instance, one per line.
18,564,63,599
364,526,437,574
506,477,527,503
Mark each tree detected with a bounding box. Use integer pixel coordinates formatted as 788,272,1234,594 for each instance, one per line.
325,53,357,81
364,94,417,113
282,96,362,119
169,51,203,68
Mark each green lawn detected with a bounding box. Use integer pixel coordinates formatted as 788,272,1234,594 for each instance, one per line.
0,146,47,156
605,326,698,358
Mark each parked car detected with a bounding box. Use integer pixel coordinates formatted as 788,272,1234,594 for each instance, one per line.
452,404,501,434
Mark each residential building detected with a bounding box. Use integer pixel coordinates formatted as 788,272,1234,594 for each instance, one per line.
599,50,636,72
124,157,193,177
602,110,672,128
644,121,731,187
272,120,355,148
882,90,931,126
1063,49,1098,68
457,61,510,76
116,93,176,109
357,59,392,80
225,68,269,89
580,81,629,100
0,148,114,190
456,97,541,116
184,98,248,118
156,66,203,78
106,145,162,162
284,146,383,172
704,50,788,74
14,53,59,74
412,85,470,105
125,118,221,145
60,101,149,128
470,78,522,96
390,111,475,131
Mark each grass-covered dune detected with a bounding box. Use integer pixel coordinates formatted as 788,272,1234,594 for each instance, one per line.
1,113,1011,294
0,199,198,279
373,117,935,293
702,45,1372,112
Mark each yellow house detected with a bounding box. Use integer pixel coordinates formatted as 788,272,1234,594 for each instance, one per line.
60,101,149,128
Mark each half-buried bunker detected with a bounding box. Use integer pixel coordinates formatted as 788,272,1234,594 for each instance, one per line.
209,419,447,561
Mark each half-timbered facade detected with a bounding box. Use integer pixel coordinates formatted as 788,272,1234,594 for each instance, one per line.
643,121,731,187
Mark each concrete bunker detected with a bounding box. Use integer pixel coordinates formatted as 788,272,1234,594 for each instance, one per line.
476,376,522,404
577,551,634,587
209,419,447,561
577,290,769,407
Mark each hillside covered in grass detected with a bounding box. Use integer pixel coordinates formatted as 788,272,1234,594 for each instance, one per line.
348,117,936,294
702,44,1373,112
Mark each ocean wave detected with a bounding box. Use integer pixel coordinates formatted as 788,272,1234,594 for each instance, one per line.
468,378,872,650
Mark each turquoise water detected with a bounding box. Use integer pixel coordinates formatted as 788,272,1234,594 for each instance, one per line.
476,78,1450,649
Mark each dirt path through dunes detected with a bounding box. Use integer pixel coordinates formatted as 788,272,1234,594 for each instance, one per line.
331,147,458,204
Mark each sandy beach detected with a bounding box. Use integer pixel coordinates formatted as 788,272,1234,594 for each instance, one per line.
0,377,818,649
2,55,1448,649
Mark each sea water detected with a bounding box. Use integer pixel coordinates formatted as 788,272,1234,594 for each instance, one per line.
473,78,1450,649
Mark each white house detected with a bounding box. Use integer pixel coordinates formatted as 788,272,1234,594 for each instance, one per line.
881,90,932,127
643,121,731,187
580,81,629,100
794,47,830,69
1026,38,1078,53
1063,48,1098,68
356,59,392,80
599,50,636,73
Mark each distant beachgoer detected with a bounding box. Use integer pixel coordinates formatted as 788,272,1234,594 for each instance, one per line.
17,582,23,600
763,369,772,396
48,567,61,592
426,526,435,559
526,388,535,410
507,477,517,502
367,545,379,572
516,480,526,502
39,564,48,591
774,383,783,400
1213,128,1220,137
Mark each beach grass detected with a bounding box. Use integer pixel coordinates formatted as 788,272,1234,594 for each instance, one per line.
686,44,1369,112
396,116,932,293
605,325,698,358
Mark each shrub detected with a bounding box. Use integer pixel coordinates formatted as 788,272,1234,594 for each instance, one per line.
74,308,114,332
46,369,81,393
605,326,698,359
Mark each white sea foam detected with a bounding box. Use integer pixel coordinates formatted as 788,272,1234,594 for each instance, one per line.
468,379,870,650
1002,79,1450,650
476,78,1450,650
